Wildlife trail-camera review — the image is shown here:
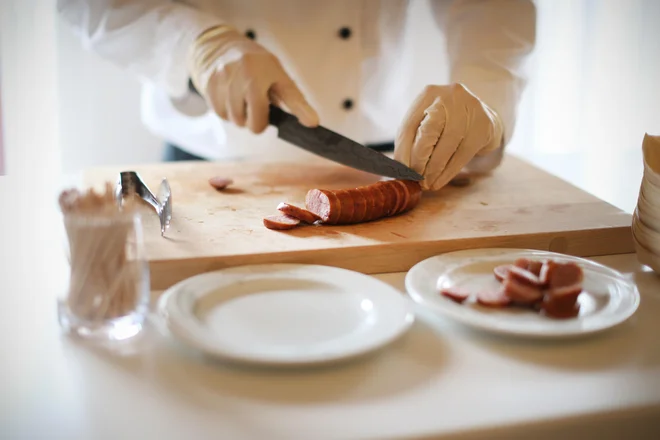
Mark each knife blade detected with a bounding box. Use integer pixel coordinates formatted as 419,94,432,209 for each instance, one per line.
268,104,423,181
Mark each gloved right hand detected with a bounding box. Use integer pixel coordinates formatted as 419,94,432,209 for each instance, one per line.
188,24,319,134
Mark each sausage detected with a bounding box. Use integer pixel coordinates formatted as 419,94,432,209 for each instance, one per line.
513,257,543,277
493,264,512,282
368,184,386,222
495,259,558,286
477,289,511,307
541,295,581,319
351,188,367,223
305,189,341,224
390,180,407,214
335,190,355,224
277,202,321,224
321,189,342,224
508,265,543,286
379,181,400,216
527,261,544,277
209,176,233,190
547,262,584,288
305,179,422,225
392,181,410,215
440,287,470,304
263,214,301,230
539,260,584,289
401,180,422,213
356,187,373,224
513,258,530,269
545,289,581,308
452,256,585,319
502,277,544,306
548,283,583,297
377,181,398,217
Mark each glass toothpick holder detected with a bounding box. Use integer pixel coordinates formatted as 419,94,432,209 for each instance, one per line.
57,185,150,341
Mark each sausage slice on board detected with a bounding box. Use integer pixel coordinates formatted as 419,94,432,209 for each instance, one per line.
277,202,321,224
209,176,234,190
263,214,301,230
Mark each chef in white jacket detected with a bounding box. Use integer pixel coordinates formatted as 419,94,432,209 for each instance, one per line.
57,0,536,191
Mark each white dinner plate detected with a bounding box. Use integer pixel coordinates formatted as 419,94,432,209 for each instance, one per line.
157,264,415,366
405,248,640,339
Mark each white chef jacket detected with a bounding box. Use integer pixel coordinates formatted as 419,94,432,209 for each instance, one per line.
56,0,536,163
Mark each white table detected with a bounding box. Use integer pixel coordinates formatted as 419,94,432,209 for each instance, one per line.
1,152,659,440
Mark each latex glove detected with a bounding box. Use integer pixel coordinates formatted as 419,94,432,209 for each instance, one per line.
394,83,504,191
188,24,318,133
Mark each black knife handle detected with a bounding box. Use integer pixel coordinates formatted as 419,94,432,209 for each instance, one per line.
268,104,288,127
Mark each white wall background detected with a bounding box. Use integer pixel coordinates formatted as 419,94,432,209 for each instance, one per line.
1,0,61,179
56,22,163,172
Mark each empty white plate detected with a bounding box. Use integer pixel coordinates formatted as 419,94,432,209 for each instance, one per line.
405,248,640,339
157,264,414,366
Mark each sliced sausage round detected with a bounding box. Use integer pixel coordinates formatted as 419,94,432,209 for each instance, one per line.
263,214,301,230
277,202,321,224
476,289,511,307
305,189,341,224
209,176,234,190
548,262,584,289
348,187,367,224
319,189,341,224
527,260,544,277
440,287,470,304
541,295,581,319
382,181,401,216
401,180,422,212
493,264,512,282
368,184,386,222
502,278,544,306
335,190,355,224
508,265,543,286
305,189,331,222
392,180,410,215
354,187,372,223
377,181,398,217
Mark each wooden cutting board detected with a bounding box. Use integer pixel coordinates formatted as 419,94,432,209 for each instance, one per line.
83,154,634,290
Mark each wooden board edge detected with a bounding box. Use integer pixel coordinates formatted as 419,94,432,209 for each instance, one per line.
147,225,634,292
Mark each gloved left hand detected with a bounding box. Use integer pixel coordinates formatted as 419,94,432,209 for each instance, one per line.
394,83,504,191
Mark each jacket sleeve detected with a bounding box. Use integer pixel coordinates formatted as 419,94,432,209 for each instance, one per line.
431,0,537,171
56,0,225,98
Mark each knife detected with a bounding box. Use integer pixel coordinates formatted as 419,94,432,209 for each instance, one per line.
268,104,424,181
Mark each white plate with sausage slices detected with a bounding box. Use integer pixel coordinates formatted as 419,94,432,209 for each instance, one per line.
157,264,415,367
405,249,640,339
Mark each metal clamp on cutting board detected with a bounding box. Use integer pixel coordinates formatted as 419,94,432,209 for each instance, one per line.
115,171,172,236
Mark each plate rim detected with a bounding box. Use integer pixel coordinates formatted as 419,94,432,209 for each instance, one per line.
157,263,415,366
404,248,641,339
